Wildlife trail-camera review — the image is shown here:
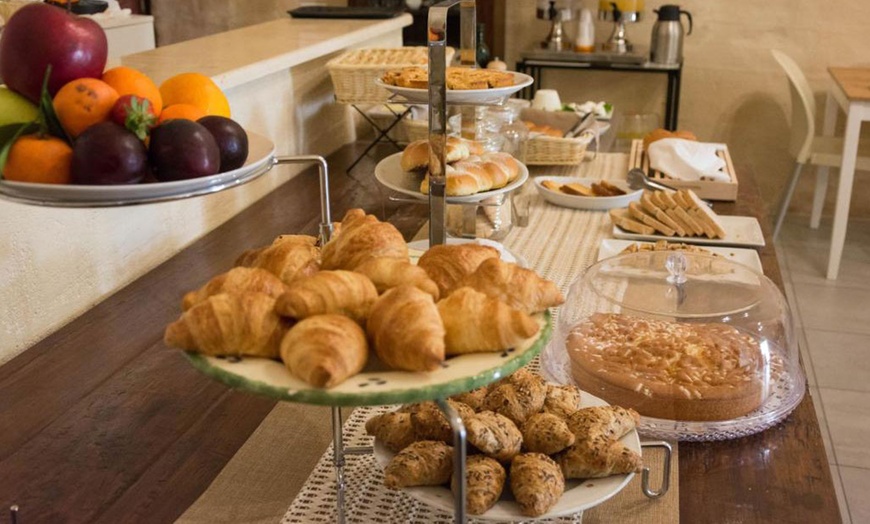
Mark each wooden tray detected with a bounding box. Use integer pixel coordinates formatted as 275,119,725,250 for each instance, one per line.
629,139,738,201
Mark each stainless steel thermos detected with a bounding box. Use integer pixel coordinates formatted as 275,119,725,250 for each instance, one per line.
650,5,693,65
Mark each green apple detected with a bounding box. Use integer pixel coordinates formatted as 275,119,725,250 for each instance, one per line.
0,85,38,126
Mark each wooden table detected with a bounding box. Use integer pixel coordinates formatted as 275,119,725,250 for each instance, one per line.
823,67,870,279
0,143,840,523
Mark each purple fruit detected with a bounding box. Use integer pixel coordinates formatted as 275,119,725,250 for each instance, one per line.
149,119,220,181
197,116,249,172
71,122,148,185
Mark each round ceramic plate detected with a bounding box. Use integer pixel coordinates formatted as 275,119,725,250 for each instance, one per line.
373,389,641,520
534,176,642,211
184,312,550,407
374,152,529,204
0,131,276,207
375,72,534,105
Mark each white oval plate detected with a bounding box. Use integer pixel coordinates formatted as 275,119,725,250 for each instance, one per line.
0,131,275,207
534,176,642,211
373,389,640,520
375,72,534,105
374,152,529,204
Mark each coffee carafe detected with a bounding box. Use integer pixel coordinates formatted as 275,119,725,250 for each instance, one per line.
650,5,692,65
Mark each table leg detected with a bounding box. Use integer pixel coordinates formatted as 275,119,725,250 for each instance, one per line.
347,105,411,173
827,103,863,280
812,91,839,229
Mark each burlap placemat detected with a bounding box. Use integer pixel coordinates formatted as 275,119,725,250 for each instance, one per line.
178,153,679,523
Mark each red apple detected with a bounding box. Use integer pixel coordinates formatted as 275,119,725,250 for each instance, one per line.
0,3,108,103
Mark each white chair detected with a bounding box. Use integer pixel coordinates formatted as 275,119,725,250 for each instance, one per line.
771,49,870,240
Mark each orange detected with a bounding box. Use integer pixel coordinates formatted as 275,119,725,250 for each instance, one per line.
102,66,163,115
158,103,207,124
3,134,73,184
53,78,119,138
159,72,230,118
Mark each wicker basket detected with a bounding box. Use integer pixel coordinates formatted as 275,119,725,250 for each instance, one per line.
327,47,455,104
525,135,588,165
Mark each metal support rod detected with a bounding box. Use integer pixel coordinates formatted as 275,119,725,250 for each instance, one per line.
331,406,347,524
427,0,476,246
436,398,467,523
640,440,672,499
274,155,334,244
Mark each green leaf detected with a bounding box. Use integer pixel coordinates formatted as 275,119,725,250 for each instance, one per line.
0,122,39,178
38,67,70,144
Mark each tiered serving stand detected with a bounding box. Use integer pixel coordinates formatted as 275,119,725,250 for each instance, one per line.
0,2,669,521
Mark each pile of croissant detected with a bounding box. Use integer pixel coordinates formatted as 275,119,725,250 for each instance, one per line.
164,209,564,389
400,137,523,197
367,369,643,517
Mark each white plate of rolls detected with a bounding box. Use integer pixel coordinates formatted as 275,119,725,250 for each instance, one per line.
371,376,642,520
375,138,529,203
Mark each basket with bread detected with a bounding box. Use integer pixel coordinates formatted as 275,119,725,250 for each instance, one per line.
631,128,738,201
368,369,643,518
164,209,563,396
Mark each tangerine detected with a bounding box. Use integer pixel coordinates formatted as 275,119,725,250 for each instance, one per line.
53,78,119,138
158,103,208,124
159,73,231,118
102,66,163,115
3,134,73,184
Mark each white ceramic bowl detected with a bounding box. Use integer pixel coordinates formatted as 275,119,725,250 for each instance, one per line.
534,176,642,211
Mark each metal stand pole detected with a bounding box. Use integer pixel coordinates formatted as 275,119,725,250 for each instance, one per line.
639,440,672,499
331,406,347,524
436,399,468,523
274,155,334,244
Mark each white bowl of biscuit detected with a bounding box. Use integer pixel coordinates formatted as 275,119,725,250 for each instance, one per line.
534,176,642,211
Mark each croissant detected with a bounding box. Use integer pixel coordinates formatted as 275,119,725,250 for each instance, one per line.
236,237,320,285
481,368,547,425
320,209,409,270
451,455,505,515
460,257,564,314
182,267,289,311
543,384,582,419
411,400,475,443
417,243,499,297
367,285,445,371
384,440,453,489
521,412,575,455
274,270,378,324
279,314,368,388
510,453,565,517
164,292,288,358
557,436,643,480
436,287,539,355
400,137,470,171
565,406,640,441
465,410,523,463
450,385,489,411
366,411,417,453
353,256,439,300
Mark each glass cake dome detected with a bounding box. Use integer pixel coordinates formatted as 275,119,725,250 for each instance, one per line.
541,249,805,441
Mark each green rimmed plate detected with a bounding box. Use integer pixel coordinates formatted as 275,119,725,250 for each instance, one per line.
184,311,552,407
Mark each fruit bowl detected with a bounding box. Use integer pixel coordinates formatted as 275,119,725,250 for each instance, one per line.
0,130,275,207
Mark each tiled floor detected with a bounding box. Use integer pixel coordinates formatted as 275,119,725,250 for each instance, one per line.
776,215,870,524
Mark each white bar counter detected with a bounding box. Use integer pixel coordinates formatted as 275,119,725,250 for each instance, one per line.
1,14,411,364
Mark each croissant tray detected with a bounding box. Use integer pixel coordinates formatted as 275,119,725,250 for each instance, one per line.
182,313,551,407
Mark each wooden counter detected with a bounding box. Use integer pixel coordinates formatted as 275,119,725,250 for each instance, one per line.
0,144,839,523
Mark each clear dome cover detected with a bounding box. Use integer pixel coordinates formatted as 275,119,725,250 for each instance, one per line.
542,250,805,441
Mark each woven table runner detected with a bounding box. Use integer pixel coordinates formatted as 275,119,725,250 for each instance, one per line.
178,153,679,524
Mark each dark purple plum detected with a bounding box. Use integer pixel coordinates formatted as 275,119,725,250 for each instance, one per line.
149,119,220,181
71,122,148,185
197,115,249,172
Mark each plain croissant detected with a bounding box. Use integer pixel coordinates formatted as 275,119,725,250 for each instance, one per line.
236,235,320,285
437,287,539,355
460,257,565,314
164,292,288,358
417,243,500,297
275,270,378,324
353,256,440,300
367,285,445,372
321,209,409,270
279,314,368,388
182,267,289,311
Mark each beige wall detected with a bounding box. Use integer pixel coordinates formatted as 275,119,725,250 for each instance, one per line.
505,0,870,218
